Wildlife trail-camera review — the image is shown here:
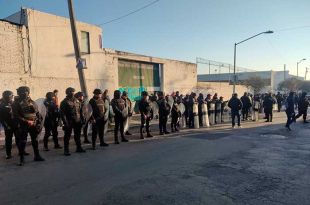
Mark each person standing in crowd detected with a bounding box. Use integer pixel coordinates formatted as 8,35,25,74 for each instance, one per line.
198,93,205,126
0,91,17,159
285,92,296,131
43,92,62,151
263,93,276,122
294,93,299,110
139,91,153,139
12,86,45,166
122,91,133,136
171,94,181,132
295,92,309,123
252,94,261,121
183,94,189,126
74,92,90,144
228,93,243,128
205,94,212,125
187,93,196,128
60,87,86,156
89,89,109,150
240,92,252,121
276,92,284,112
111,90,129,144
219,96,227,123
53,89,60,108
157,91,171,135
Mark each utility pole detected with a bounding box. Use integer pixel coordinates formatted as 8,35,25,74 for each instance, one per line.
67,0,89,100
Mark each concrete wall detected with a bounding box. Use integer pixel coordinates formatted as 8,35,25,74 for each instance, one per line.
0,9,197,101
196,82,248,100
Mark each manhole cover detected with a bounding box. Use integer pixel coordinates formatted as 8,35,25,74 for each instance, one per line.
260,134,287,139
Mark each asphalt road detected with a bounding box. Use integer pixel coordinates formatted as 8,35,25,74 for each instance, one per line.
0,113,310,205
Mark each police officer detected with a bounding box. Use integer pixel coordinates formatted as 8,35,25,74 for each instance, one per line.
263,93,276,122
43,92,62,151
12,86,45,166
60,87,86,156
241,92,252,121
157,91,171,135
295,92,309,123
139,91,153,139
0,91,17,159
285,92,296,131
171,95,181,132
89,89,109,149
74,92,90,144
122,91,133,136
276,92,283,112
228,93,243,128
111,90,129,144
197,93,205,126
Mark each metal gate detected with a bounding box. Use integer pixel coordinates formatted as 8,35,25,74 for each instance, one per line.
118,60,161,101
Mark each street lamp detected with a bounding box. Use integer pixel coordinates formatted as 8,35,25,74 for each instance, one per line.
233,30,274,94
297,58,306,77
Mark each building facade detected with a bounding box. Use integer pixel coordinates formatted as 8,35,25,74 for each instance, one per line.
0,8,197,100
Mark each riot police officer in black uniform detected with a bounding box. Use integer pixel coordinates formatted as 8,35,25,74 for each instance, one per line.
171,95,181,132
157,91,171,135
43,92,62,151
295,92,309,123
60,88,86,156
12,86,45,166
139,91,153,139
111,90,129,144
0,91,17,159
89,89,109,149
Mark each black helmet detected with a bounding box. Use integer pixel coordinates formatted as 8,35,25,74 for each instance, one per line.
46,92,55,100
122,91,128,96
113,90,121,99
74,92,84,98
16,86,30,96
65,87,75,95
141,91,148,96
93,89,102,95
2,90,13,101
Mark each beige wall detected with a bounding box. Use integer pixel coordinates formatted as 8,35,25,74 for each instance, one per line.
196,82,249,100
0,9,197,101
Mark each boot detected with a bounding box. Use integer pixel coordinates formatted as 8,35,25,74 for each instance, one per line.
114,135,120,144
54,144,62,149
64,151,71,156
125,131,132,136
121,136,129,142
147,132,153,138
140,133,144,139
18,155,25,166
34,155,45,162
84,139,91,144
76,147,86,153
100,142,109,147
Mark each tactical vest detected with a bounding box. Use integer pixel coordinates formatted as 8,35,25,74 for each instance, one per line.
19,98,37,120
95,98,105,118
67,98,81,122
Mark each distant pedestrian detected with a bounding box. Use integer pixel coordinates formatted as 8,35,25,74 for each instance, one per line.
240,92,252,121
285,92,296,131
263,93,276,122
228,93,243,128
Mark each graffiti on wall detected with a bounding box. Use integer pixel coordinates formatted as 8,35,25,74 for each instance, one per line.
119,87,147,101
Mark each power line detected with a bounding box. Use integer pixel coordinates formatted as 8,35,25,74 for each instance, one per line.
97,0,160,26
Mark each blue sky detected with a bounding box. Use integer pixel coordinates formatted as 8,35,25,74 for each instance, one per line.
1,0,310,75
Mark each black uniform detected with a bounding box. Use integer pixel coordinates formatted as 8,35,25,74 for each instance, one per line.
43,99,61,150
263,95,275,122
139,98,153,138
60,96,84,155
197,95,204,126
111,96,128,144
12,96,44,164
240,95,252,120
157,98,171,134
276,93,283,112
187,96,194,128
295,93,309,123
285,94,295,130
0,99,17,158
89,97,108,148
228,96,243,127
171,100,181,132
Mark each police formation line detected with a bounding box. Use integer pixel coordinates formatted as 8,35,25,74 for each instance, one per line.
0,86,308,166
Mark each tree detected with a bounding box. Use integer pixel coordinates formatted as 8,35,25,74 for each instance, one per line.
278,78,303,91
241,76,268,94
299,81,310,92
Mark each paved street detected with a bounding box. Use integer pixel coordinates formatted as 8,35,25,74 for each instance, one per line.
0,112,310,205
